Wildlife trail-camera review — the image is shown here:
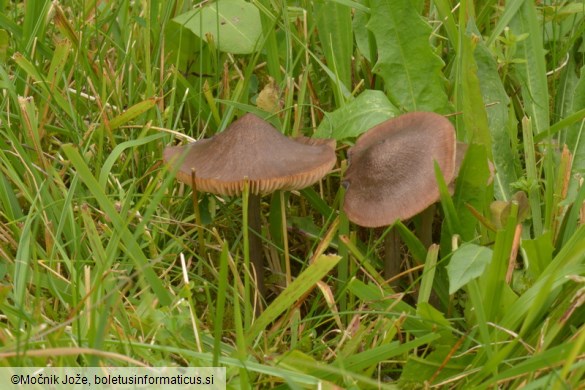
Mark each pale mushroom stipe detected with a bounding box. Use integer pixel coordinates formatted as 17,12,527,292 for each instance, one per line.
164,113,336,301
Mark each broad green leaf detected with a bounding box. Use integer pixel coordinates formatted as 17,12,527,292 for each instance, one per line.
454,26,492,154
314,90,398,139
453,143,491,241
447,243,493,294
509,0,550,134
353,1,375,62
367,0,450,113
474,36,516,201
173,0,262,54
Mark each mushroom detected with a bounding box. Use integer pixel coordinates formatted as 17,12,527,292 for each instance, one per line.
164,113,336,302
342,112,456,283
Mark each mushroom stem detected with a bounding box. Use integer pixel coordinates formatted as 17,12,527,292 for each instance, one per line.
191,170,206,260
280,191,291,286
384,227,401,289
248,193,266,300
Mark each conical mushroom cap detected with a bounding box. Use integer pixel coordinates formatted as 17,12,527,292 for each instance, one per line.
343,112,456,228
164,113,336,196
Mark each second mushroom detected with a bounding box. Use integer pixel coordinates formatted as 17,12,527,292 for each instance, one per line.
342,112,457,283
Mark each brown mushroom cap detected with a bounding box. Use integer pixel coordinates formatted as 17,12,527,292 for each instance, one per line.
164,113,336,196
343,112,456,228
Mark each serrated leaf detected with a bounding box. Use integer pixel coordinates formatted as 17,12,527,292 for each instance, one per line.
447,244,493,294
314,90,398,139
353,2,374,62
173,0,261,54
474,36,516,201
367,0,450,113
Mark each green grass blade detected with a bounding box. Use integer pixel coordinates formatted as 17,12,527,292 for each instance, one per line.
522,117,543,236
435,161,462,242
62,144,171,306
213,241,230,367
98,132,166,189
314,0,353,105
417,244,439,305
246,254,340,343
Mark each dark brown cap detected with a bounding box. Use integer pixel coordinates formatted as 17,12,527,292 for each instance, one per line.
164,113,336,196
343,112,456,227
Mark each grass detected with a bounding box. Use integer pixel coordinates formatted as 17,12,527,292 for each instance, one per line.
1,0,584,388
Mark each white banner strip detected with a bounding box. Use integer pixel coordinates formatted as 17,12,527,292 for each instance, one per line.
0,367,226,389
